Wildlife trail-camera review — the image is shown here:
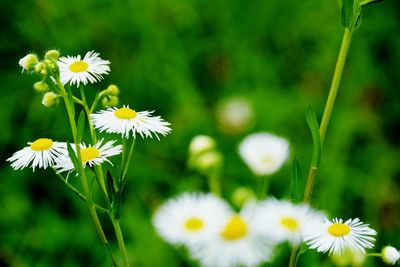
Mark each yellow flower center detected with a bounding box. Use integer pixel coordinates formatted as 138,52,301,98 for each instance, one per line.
184,217,204,231
328,223,351,237
80,147,100,163
280,217,299,231
220,215,248,241
114,108,137,119
30,138,53,151
69,61,89,73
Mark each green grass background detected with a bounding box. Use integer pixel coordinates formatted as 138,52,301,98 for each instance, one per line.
0,0,399,266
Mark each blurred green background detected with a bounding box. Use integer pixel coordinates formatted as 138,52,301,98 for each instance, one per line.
1,0,399,266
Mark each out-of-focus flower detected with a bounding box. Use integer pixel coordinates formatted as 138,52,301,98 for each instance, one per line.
253,198,324,246
190,202,274,267
153,193,231,246
238,132,289,176
216,97,254,135
382,246,400,265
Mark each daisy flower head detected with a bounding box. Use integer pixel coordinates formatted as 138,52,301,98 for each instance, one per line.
253,198,325,246
238,132,289,176
303,217,377,255
152,192,231,246
382,246,400,265
190,201,274,267
90,105,171,139
57,51,110,87
7,138,67,172
54,139,122,173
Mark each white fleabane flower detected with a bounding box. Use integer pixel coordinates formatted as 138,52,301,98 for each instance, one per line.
190,202,274,267
253,199,324,246
54,139,122,173
90,105,171,139
303,218,376,255
7,138,67,171
382,246,400,265
58,51,110,86
238,133,289,176
153,193,231,246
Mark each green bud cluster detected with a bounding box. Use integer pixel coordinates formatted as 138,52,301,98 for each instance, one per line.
188,135,222,174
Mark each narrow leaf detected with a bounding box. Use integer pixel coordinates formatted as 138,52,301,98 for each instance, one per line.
67,87,75,116
360,0,384,6
106,171,116,203
341,0,354,28
77,111,86,143
113,192,122,220
67,142,80,171
306,106,322,167
291,158,303,203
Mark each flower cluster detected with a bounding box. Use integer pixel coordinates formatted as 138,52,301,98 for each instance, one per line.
153,193,377,267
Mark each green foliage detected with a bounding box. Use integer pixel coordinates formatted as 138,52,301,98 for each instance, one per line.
1,0,398,266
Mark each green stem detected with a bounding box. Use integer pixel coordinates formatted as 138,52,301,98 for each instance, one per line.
289,28,354,267
111,218,130,267
122,138,136,181
208,168,221,196
256,176,268,200
319,28,353,145
366,253,383,257
56,78,118,266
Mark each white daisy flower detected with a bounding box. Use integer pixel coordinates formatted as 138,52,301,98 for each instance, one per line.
54,139,122,173
253,198,324,246
90,105,171,139
7,138,67,172
238,132,289,176
190,202,274,267
57,51,110,87
153,192,231,246
382,246,400,265
303,217,376,255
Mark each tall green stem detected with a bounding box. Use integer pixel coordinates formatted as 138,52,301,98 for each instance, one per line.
56,78,119,266
288,28,354,267
111,218,130,267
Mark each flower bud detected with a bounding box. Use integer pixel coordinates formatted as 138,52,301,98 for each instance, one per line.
44,59,57,72
19,54,39,72
34,62,46,74
44,50,60,61
382,246,400,265
33,81,49,93
189,135,216,158
107,84,120,96
102,95,119,107
191,151,222,174
331,248,365,267
231,187,256,208
42,92,59,108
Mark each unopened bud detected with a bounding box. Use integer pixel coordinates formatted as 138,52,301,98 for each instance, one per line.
44,50,60,61
102,96,119,107
107,84,120,96
189,135,216,157
33,81,49,93
19,54,39,72
34,62,46,74
44,59,57,72
231,187,256,208
42,92,59,108
382,246,400,265
192,151,222,173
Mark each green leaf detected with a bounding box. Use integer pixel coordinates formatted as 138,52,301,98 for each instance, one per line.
113,191,122,219
67,142,80,171
106,170,116,203
306,106,322,167
77,111,85,143
360,0,383,6
291,158,303,203
341,0,354,28
67,87,75,116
